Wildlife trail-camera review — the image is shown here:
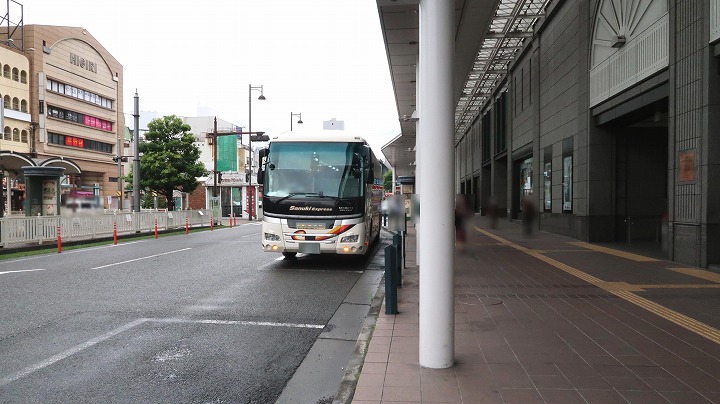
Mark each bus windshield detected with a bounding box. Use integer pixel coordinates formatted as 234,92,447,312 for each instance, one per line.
264,142,364,199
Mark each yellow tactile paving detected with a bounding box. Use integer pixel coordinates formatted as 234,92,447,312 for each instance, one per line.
635,284,720,289
670,267,720,283
568,241,659,262
475,226,720,345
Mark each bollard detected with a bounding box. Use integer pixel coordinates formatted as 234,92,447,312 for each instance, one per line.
384,244,398,315
185,217,189,234
113,222,117,245
393,233,403,287
210,215,213,231
57,225,62,253
154,218,158,239
230,212,233,228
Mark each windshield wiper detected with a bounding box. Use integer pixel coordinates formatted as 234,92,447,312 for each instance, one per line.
274,192,313,203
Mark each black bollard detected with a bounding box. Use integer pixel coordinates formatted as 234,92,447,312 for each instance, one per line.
384,244,398,315
393,232,403,287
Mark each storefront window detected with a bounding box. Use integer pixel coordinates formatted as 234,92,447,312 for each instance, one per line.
519,157,533,209
562,155,572,212
543,161,551,211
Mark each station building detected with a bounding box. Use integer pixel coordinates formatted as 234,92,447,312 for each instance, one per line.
378,0,720,270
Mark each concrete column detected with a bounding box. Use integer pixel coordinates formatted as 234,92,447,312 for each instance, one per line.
415,55,421,259
418,0,455,369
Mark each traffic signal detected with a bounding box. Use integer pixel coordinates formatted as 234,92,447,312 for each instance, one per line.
217,172,223,183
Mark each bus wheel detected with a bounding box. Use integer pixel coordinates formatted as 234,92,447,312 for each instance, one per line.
282,252,297,259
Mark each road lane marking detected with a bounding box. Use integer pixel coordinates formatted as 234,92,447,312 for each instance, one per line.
148,318,325,329
0,316,324,387
90,248,192,269
0,318,148,388
476,227,720,345
0,268,49,276
0,240,149,264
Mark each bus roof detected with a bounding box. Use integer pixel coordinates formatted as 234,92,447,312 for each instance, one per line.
267,132,370,145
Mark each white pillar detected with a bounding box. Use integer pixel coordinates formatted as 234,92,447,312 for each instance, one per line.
418,0,455,369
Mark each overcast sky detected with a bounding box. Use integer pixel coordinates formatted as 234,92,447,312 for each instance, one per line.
15,0,400,158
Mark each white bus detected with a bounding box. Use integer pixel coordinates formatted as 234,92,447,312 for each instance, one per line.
257,133,383,258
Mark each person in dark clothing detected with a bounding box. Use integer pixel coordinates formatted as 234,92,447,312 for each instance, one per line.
521,195,536,236
455,195,470,249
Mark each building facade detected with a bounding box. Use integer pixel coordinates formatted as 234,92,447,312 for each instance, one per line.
7,25,124,209
0,43,33,213
452,0,718,268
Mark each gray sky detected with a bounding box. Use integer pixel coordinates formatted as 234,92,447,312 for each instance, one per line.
16,0,400,157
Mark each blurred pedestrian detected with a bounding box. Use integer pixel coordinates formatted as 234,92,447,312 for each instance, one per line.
521,195,536,236
455,195,470,250
487,196,499,229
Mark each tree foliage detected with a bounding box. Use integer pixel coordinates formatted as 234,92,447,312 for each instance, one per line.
127,115,206,211
383,169,393,193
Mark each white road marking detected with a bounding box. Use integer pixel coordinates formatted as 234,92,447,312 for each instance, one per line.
0,240,148,264
0,318,148,388
90,248,192,269
241,234,257,238
0,316,324,386
148,318,325,329
0,268,49,276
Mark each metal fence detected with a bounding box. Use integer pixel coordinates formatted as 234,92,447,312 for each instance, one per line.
0,210,213,248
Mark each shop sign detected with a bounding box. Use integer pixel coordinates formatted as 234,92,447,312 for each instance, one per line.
678,150,696,183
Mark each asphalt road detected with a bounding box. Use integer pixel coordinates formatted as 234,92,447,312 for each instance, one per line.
0,223,385,403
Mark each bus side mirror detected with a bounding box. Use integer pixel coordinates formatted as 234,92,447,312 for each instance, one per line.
363,146,374,184
257,148,268,184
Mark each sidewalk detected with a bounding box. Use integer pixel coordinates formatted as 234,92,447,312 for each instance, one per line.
348,216,720,403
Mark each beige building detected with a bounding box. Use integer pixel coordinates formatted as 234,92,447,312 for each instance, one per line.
0,43,32,154
5,25,124,208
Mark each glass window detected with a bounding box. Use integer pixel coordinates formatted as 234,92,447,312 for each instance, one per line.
4,95,10,108
3,65,10,78
562,155,572,212
21,130,27,143
12,68,18,81
20,99,27,112
3,126,9,140
265,141,364,198
20,70,26,83
46,80,52,91
12,97,18,110
543,161,551,211
52,81,59,92
519,157,533,198
12,128,19,142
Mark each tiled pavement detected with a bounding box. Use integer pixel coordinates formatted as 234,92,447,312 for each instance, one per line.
349,216,720,403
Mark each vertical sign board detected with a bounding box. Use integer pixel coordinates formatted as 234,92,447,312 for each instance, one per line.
678,150,696,183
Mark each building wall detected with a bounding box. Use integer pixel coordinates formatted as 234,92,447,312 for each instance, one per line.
0,45,32,155
18,25,124,208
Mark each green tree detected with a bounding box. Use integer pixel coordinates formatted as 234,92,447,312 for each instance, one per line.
126,115,206,211
383,168,393,193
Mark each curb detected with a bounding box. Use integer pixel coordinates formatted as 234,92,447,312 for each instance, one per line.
333,229,396,404
333,277,385,404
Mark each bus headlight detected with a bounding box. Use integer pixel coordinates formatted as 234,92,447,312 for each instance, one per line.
265,233,281,241
340,234,359,243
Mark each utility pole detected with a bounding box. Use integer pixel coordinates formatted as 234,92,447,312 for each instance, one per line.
132,91,140,212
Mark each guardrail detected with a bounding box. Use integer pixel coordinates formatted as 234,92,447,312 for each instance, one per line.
0,210,212,248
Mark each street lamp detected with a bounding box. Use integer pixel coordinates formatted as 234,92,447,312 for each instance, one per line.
290,112,303,131
248,84,266,221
